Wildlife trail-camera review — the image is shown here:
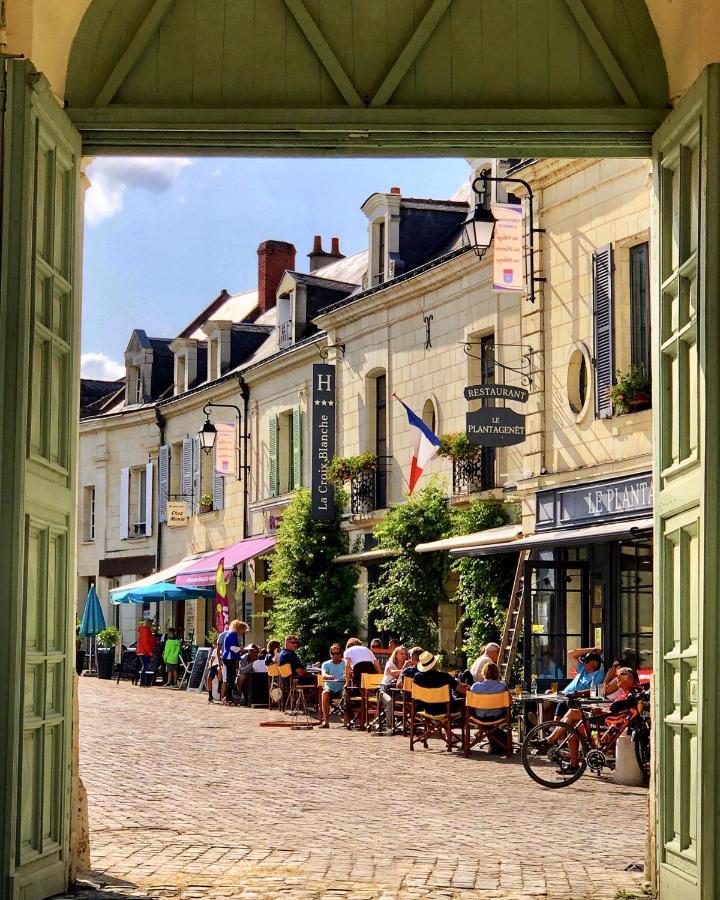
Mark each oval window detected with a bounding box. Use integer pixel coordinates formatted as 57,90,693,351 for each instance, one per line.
567,348,589,416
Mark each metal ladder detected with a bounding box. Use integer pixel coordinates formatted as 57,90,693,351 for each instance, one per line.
499,550,529,683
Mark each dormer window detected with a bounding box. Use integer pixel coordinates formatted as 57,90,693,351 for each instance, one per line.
361,189,401,288
134,368,143,404
375,220,386,284
200,321,233,382
124,329,173,406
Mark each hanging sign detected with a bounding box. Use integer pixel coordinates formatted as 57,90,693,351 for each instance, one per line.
311,363,336,520
491,202,524,293
214,423,236,477
466,407,526,447
167,501,188,526
464,384,528,403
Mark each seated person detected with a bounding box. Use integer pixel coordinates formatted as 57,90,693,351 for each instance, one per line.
319,643,346,728
278,635,316,685
379,645,409,729
343,637,381,681
263,639,280,667
412,651,468,716
370,638,383,652
469,642,500,683
469,662,510,754
398,646,423,682
542,647,604,719
538,651,564,680
235,645,261,702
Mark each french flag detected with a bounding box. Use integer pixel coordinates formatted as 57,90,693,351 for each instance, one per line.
394,394,440,493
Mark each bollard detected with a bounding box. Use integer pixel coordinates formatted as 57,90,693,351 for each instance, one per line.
613,733,645,786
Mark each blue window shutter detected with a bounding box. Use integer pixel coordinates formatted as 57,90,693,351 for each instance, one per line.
213,447,224,511
158,444,169,523
593,244,615,419
192,437,201,515
181,438,193,516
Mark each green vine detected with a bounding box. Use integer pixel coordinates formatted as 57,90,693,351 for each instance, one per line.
367,479,452,650
437,432,481,461
326,452,376,486
259,487,358,661
609,364,651,414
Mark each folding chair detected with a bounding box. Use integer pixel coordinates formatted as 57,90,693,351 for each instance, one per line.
344,660,377,729
361,672,384,733
409,683,463,752
463,690,514,758
317,673,345,722
267,662,283,711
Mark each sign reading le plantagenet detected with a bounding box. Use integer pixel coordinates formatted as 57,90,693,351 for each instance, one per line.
466,407,526,447
311,363,336,520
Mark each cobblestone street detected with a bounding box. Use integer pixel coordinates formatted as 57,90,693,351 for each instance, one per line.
63,678,650,900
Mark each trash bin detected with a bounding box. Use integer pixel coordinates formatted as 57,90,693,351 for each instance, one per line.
96,648,115,680
75,648,86,676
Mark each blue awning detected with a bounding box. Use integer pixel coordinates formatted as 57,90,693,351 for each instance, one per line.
110,581,215,605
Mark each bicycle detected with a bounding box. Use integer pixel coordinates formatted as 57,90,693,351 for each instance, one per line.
521,689,651,788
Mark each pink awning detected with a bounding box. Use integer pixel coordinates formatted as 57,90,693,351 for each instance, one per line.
175,536,276,587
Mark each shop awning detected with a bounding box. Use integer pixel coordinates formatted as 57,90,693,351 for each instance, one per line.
175,536,276,587
415,524,524,554
110,582,215,604
450,516,654,557
107,555,208,600
333,548,401,564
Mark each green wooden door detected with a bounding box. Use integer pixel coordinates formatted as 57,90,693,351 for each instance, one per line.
652,65,720,900
0,59,81,900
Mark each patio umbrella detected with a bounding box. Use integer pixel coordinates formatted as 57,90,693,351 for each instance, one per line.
79,584,106,675
110,581,215,604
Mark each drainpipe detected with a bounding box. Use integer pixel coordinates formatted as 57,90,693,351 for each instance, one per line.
154,407,166,626
237,374,251,626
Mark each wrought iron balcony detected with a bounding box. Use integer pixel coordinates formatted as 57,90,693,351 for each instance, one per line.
349,456,391,515
278,318,293,349
452,450,495,495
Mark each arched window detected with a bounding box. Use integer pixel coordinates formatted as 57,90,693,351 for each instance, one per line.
422,398,437,434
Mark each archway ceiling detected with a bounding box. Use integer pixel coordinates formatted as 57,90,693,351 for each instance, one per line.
66,0,669,156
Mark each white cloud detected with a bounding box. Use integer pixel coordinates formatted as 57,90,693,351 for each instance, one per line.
84,157,192,226
81,352,125,381
211,167,223,177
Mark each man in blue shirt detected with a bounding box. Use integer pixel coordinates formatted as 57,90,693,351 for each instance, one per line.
545,647,604,719
319,643,346,727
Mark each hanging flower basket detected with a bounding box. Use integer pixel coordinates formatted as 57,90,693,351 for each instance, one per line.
609,366,651,414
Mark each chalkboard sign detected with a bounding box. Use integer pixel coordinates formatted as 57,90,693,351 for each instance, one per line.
186,647,210,693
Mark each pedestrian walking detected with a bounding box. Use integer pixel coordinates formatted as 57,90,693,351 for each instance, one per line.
136,618,156,687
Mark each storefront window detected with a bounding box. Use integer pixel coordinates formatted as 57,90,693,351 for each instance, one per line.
528,563,585,682
618,541,653,670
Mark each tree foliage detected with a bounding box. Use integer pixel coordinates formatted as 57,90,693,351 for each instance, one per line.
451,499,518,661
260,488,359,662
368,480,452,650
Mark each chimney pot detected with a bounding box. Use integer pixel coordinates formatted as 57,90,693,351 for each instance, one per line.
257,240,296,312
312,235,323,253
331,237,340,255
390,186,401,194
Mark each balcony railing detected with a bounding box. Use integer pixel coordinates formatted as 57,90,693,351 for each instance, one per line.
278,318,293,349
452,450,495,495
349,456,391,515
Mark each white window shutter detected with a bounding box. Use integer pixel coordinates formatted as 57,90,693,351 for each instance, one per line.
119,467,129,539
158,444,169,523
182,438,193,516
145,462,153,537
192,437,201,515
213,447,225,511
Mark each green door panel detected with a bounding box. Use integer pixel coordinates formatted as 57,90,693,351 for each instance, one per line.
0,58,81,900
652,64,720,900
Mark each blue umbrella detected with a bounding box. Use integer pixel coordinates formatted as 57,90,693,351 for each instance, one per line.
79,585,106,676
79,584,106,635
110,582,215,604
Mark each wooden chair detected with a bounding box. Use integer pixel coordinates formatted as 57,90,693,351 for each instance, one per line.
409,683,463,752
267,662,283,711
463,690,513,758
344,660,377,729
317,672,345,722
399,676,413,735
361,672,384,732
278,662,293,711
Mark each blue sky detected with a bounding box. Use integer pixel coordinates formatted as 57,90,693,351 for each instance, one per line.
81,157,472,379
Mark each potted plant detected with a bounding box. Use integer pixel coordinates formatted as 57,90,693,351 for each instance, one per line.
199,492,214,513
437,432,480,462
326,452,377,486
437,433,484,494
96,626,120,680
609,365,651,414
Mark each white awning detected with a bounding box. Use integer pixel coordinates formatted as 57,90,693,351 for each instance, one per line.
415,524,524,554
450,516,654,557
107,554,209,597
333,548,401,564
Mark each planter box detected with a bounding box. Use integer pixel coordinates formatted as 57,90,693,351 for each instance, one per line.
96,648,115,680
75,648,86,676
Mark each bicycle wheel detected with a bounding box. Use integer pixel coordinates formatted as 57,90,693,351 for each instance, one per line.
522,720,588,788
633,722,651,781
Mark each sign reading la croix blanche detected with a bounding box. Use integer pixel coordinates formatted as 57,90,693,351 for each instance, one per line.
465,382,527,448
311,363,336,520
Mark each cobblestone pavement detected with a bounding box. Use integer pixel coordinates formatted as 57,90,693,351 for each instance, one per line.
59,679,651,900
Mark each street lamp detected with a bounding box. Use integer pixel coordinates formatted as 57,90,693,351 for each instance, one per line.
198,414,217,453
463,170,545,303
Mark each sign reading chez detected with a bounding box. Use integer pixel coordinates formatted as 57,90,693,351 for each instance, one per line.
464,383,529,403
311,363,336,520
536,472,654,530
167,501,188,526
466,407,526,447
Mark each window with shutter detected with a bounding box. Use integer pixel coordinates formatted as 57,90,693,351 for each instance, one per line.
158,444,169,523
292,405,302,489
119,467,129,539
144,462,154,537
593,244,615,419
269,414,279,498
192,437,201,515
212,446,225,511
181,438,193,516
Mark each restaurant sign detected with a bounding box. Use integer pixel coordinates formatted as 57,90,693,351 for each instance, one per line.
466,407,526,447
166,501,188,526
464,383,529,403
491,202,524,293
536,472,654,530
311,363,336,520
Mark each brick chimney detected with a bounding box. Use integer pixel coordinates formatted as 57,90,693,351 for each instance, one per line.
307,235,346,272
257,240,296,311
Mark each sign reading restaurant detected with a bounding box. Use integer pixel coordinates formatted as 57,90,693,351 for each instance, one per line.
310,363,336,520
536,472,654,531
464,382,527,448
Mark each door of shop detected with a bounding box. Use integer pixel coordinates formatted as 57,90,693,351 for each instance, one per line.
523,559,590,692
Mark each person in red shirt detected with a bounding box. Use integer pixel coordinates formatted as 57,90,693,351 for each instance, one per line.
136,619,156,687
